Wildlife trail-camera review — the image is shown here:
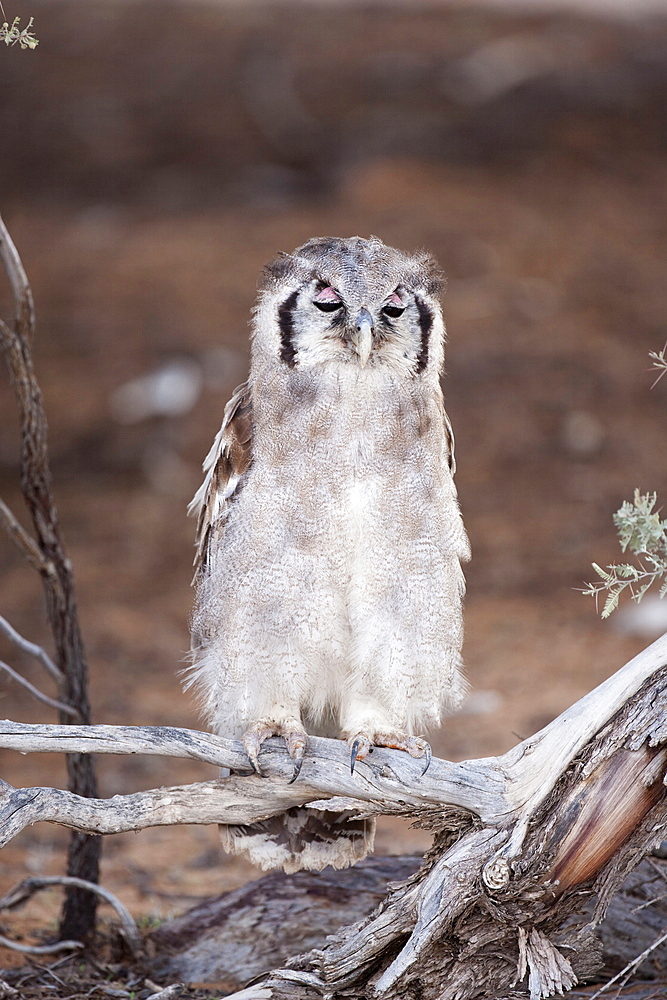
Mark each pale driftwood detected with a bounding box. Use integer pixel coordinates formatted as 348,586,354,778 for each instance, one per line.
2,629,667,829
0,720,504,820
1,633,667,998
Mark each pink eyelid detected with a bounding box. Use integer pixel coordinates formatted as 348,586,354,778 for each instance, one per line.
388,292,404,307
314,286,341,303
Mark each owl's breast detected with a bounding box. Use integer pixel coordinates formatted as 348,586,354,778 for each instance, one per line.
255,367,445,472
240,369,460,556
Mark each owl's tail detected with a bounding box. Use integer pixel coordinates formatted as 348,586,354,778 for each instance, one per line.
219,808,376,874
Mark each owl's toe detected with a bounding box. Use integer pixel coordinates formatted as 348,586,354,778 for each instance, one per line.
377,733,432,774
242,719,308,781
285,730,308,784
242,721,275,776
346,731,431,776
243,734,263,776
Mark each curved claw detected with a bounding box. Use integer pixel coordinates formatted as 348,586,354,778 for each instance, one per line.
288,746,305,784
243,736,264,777
247,748,263,777
350,739,361,774
420,742,432,776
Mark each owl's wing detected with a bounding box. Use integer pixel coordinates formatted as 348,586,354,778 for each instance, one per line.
188,381,253,577
441,400,471,561
442,405,457,475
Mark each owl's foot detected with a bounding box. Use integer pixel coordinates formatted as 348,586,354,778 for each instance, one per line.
347,732,432,776
242,719,308,783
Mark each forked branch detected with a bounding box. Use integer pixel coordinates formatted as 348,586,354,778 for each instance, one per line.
1,633,667,998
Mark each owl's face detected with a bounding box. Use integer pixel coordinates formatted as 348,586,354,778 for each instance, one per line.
254,236,445,378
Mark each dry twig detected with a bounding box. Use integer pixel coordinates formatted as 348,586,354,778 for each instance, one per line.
0,659,77,716
0,214,100,940
588,928,667,1000
0,613,61,681
0,934,83,956
0,875,142,954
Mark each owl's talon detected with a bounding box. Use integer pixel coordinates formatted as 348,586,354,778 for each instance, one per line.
349,734,372,773
245,742,264,777
420,743,432,776
288,745,305,784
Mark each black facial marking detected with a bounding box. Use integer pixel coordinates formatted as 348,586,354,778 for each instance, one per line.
278,290,300,368
415,296,433,374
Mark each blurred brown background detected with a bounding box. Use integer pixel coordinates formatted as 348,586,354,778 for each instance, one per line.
1,0,667,934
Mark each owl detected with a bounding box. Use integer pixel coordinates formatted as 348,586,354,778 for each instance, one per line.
187,236,470,873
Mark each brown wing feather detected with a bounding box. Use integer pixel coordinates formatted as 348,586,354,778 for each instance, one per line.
442,405,456,475
188,381,253,577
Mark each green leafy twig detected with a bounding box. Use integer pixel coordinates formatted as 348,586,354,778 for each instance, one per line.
585,347,667,617
584,491,667,618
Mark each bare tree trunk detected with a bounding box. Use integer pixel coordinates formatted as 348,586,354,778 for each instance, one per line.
0,216,100,942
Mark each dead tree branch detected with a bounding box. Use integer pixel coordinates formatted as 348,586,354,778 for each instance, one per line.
0,661,77,717
0,214,99,940
0,497,48,572
1,632,667,998
0,613,62,682
0,613,76,715
0,934,83,955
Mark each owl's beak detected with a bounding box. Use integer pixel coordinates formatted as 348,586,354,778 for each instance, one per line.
353,308,374,367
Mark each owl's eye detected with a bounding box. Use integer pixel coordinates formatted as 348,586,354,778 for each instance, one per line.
314,299,343,313
313,286,343,313
382,291,406,319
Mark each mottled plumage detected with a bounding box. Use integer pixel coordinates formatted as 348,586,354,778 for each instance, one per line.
187,236,470,872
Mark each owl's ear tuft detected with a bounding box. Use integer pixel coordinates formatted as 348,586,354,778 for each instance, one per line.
260,252,316,291
412,252,445,298
259,252,295,289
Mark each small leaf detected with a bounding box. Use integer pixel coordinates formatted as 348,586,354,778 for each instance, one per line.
601,588,621,619
616,563,640,580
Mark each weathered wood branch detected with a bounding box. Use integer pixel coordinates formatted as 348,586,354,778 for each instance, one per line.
2,630,666,828
0,214,100,939
0,720,504,820
1,633,667,998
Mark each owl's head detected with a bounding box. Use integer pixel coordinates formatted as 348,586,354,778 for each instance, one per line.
253,236,445,378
